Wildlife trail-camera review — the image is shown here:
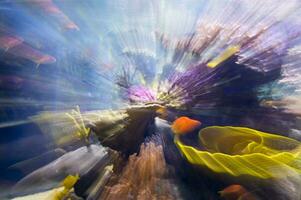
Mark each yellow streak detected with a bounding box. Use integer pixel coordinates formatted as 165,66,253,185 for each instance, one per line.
207,46,240,68
49,174,79,200
65,106,90,142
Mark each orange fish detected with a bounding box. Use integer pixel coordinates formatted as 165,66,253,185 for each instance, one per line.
219,185,258,200
171,116,201,135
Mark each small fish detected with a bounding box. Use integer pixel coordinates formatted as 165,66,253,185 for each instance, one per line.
219,185,258,200
35,55,57,68
7,43,56,66
33,0,61,14
0,35,23,51
63,20,80,31
260,99,296,109
102,63,115,71
171,116,201,135
26,0,79,31
0,75,24,89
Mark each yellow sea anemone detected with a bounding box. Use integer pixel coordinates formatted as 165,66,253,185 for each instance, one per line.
175,126,301,179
